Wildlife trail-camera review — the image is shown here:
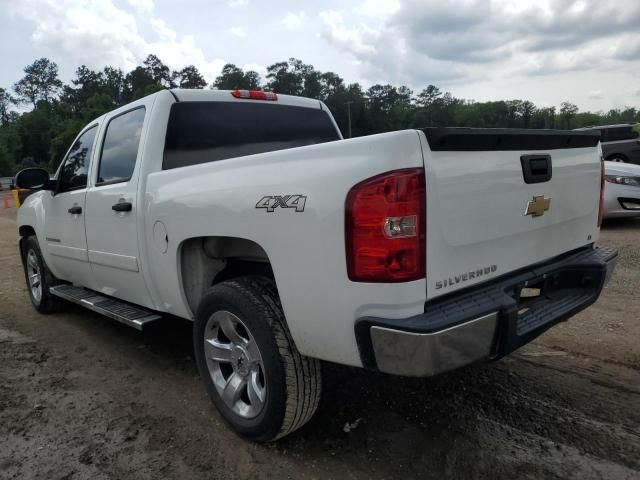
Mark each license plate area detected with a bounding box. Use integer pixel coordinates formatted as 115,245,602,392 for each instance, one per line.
516,278,546,316
512,269,601,335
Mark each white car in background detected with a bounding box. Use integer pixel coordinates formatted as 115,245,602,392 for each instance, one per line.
604,161,640,218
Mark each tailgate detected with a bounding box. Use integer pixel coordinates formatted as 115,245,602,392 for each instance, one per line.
420,128,602,300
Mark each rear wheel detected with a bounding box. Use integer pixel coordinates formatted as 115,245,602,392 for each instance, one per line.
608,155,627,163
193,276,321,442
21,236,64,313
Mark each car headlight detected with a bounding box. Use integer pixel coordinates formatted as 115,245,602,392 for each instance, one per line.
605,175,640,186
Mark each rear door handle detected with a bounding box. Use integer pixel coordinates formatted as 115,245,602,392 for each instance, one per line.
112,202,132,212
68,206,82,215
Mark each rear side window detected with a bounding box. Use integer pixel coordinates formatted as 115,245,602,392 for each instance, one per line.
163,102,340,170
97,107,145,185
602,127,638,142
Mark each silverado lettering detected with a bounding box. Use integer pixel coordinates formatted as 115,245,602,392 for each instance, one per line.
435,265,498,290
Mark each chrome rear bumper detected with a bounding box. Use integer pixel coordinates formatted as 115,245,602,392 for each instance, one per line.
370,312,498,377
356,246,617,377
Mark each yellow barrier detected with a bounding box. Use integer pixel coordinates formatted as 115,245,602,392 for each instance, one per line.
11,189,20,207
2,189,32,208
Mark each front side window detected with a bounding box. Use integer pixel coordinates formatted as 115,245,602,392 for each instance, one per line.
58,126,98,192
97,107,146,185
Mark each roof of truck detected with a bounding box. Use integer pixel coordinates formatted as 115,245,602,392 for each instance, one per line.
82,89,327,133
168,89,324,110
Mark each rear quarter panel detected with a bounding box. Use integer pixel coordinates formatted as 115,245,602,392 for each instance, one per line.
144,130,427,367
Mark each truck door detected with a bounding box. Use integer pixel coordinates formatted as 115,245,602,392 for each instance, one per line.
84,106,155,309
43,125,98,287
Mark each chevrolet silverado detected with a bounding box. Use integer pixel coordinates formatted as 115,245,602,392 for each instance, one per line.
15,89,617,441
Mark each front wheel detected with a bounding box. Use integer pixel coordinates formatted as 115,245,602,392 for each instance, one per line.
21,236,64,313
193,276,321,442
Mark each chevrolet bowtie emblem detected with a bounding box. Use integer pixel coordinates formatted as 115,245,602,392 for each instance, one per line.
524,195,551,217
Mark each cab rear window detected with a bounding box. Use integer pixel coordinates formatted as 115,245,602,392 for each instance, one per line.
163,101,340,170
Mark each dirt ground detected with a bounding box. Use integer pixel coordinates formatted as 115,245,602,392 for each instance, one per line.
1,206,639,480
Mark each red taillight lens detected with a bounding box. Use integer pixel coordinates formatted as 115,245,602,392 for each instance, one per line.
598,159,604,227
345,168,426,282
231,90,278,101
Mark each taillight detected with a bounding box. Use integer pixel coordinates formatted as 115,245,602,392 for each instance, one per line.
345,168,426,282
598,159,604,227
231,90,278,101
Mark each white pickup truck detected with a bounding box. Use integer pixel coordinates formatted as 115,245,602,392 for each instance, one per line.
16,89,617,442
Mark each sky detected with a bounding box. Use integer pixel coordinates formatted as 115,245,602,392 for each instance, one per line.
1,0,639,112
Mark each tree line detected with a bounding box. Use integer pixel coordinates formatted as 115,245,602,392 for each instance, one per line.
1,55,639,176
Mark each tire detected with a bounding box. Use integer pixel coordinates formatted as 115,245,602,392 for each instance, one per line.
21,236,65,313
608,155,627,163
193,276,321,442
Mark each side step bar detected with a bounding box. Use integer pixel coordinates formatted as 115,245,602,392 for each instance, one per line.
50,285,162,330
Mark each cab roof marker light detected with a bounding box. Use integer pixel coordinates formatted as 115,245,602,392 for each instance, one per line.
231,90,278,101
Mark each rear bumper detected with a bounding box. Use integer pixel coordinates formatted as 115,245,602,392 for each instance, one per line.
355,246,617,377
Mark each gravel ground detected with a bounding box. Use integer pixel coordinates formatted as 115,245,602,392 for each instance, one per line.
1,207,639,480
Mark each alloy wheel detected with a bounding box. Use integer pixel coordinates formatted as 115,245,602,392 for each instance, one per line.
204,310,266,418
26,249,42,304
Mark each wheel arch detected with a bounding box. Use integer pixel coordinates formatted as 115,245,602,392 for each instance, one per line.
19,225,36,237
18,225,37,267
177,236,275,316
605,152,628,162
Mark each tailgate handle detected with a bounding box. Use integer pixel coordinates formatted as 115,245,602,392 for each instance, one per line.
521,154,552,184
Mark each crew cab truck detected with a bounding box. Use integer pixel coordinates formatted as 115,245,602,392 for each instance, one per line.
16,89,617,442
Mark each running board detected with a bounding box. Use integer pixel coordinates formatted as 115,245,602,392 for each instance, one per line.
50,285,162,330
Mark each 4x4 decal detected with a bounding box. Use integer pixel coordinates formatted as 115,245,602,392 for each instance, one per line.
256,195,307,213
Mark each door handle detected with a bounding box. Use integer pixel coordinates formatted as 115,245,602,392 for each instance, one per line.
112,202,132,212
68,206,82,215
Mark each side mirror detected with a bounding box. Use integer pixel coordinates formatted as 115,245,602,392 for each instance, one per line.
15,168,54,191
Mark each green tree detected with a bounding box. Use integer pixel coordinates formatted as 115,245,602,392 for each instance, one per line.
518,100,536,128
13,58,63,107
265,61,301,94
126,66,157,100
63,65,105,114
212,64,261,90
143,54,172,87
323,81,366,137
0,88,13,125
318,72,344,100
0,143,13,176
172,65,207,89
560,101,579,129
14,105,53,166
103,67,128,106
243,70,261,90
1,55,639,180
264,58,317,95
415,85,442,127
